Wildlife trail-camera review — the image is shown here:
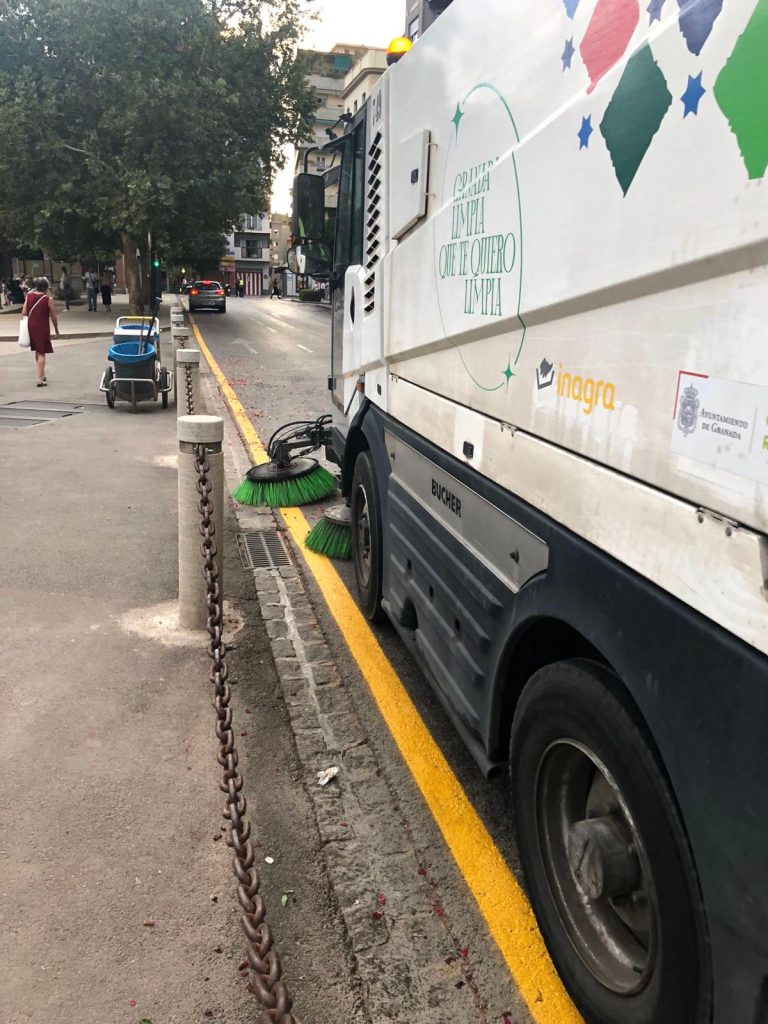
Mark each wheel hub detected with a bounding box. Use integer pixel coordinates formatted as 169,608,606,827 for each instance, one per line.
568,815,640,901
354,484,372,588
536,739,658,995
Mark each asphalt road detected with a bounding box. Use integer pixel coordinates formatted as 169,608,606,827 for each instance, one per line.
191,295,540,1023
192,296,519,882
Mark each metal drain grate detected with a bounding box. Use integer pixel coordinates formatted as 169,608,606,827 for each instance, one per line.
0,401,86,429
237,531,292,571
0,416,47,429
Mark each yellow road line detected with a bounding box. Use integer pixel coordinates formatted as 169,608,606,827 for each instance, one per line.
193,314,582,1024
189,315,270,466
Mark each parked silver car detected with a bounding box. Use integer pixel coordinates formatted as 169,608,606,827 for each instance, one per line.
188,280,226,313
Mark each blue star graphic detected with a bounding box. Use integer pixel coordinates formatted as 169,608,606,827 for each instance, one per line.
561,37,575,71
451,103,464,137
646,0,665,23
681,72,706,116
578,115,593,149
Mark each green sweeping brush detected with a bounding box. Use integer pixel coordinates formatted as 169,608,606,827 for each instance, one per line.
305,504,352,560
233,457,337,508
233,415,339,508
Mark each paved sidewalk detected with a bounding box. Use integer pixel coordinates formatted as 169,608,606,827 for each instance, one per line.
0,292,175,340
0,324,360,1022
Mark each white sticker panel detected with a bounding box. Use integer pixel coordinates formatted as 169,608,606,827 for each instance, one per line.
671,372,768,483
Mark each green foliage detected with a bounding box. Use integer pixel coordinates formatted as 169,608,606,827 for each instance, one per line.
298,287,322,301
0,0,315,290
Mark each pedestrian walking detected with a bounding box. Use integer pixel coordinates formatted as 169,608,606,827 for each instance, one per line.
9,278,25,304
59,267,72,311
22,277,59,387
271,278,282,299
84,268,98,311
1,280,9,307
100,268,113,312
237,276,245,297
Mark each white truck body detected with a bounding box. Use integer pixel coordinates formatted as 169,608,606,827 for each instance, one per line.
338,0,768,655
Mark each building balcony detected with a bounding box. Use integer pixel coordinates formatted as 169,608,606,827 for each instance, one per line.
238,249,270,261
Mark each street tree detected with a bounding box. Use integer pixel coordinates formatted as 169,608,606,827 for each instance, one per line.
0,0,315,310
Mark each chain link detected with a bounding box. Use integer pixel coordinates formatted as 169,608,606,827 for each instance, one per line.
184,362,194,416
194,443,299,1024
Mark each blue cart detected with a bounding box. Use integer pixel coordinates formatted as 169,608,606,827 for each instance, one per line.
99,317,173,413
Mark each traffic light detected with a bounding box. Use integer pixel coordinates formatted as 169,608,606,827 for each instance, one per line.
150,254,162,299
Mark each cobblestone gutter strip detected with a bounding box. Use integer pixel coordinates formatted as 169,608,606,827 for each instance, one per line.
205,376,490,1023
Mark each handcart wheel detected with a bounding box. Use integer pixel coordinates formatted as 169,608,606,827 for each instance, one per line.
106,390,114,409
105,367,115,408
159,367,169,409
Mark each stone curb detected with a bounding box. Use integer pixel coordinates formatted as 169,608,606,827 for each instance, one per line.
201,372,489,1023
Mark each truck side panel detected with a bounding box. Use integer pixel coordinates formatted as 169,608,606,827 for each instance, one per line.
382,0,768,536
357,399,768,1024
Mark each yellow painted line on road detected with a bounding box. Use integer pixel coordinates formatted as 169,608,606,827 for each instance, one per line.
189,314,269,466
194,314,582,1024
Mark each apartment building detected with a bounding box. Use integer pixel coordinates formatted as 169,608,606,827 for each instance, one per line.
295,44,368,183
404,0,453,41
342,48,388,118
219,212,271,295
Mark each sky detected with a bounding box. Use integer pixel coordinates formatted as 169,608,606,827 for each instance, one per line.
270,0,405,212
303,0,404,51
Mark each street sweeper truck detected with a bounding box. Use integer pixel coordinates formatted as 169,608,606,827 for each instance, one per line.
289,2,768,1021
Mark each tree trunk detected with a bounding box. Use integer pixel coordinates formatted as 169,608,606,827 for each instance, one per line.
122,234,144,314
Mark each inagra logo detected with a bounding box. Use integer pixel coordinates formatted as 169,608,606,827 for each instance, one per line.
557,364,617,415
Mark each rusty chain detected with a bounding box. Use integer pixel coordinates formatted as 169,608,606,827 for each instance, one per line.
194,443,299,1024
184,362,194,416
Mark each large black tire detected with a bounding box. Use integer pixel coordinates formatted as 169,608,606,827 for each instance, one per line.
510,659,711,1024
350,451,385,622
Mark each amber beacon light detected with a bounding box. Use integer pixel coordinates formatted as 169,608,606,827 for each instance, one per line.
386,36,413,66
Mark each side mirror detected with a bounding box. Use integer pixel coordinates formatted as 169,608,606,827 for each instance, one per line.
292,173,325,242
288,242,332,279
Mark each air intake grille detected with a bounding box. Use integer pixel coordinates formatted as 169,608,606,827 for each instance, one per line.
364,131,383,314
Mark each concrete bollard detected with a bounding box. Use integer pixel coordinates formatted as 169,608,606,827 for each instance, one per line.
171,324,191,391
178,415,224,631
176,348,203,417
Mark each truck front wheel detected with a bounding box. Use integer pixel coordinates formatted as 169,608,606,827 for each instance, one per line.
510,659,710,1024
350,451,385,622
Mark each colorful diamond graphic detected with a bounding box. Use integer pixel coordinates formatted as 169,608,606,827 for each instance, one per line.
581,0,640,93
714,0,768,179
677,0,724,55
600,44,672,193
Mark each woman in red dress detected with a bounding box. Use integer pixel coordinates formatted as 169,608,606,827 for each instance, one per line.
23,277,59,387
